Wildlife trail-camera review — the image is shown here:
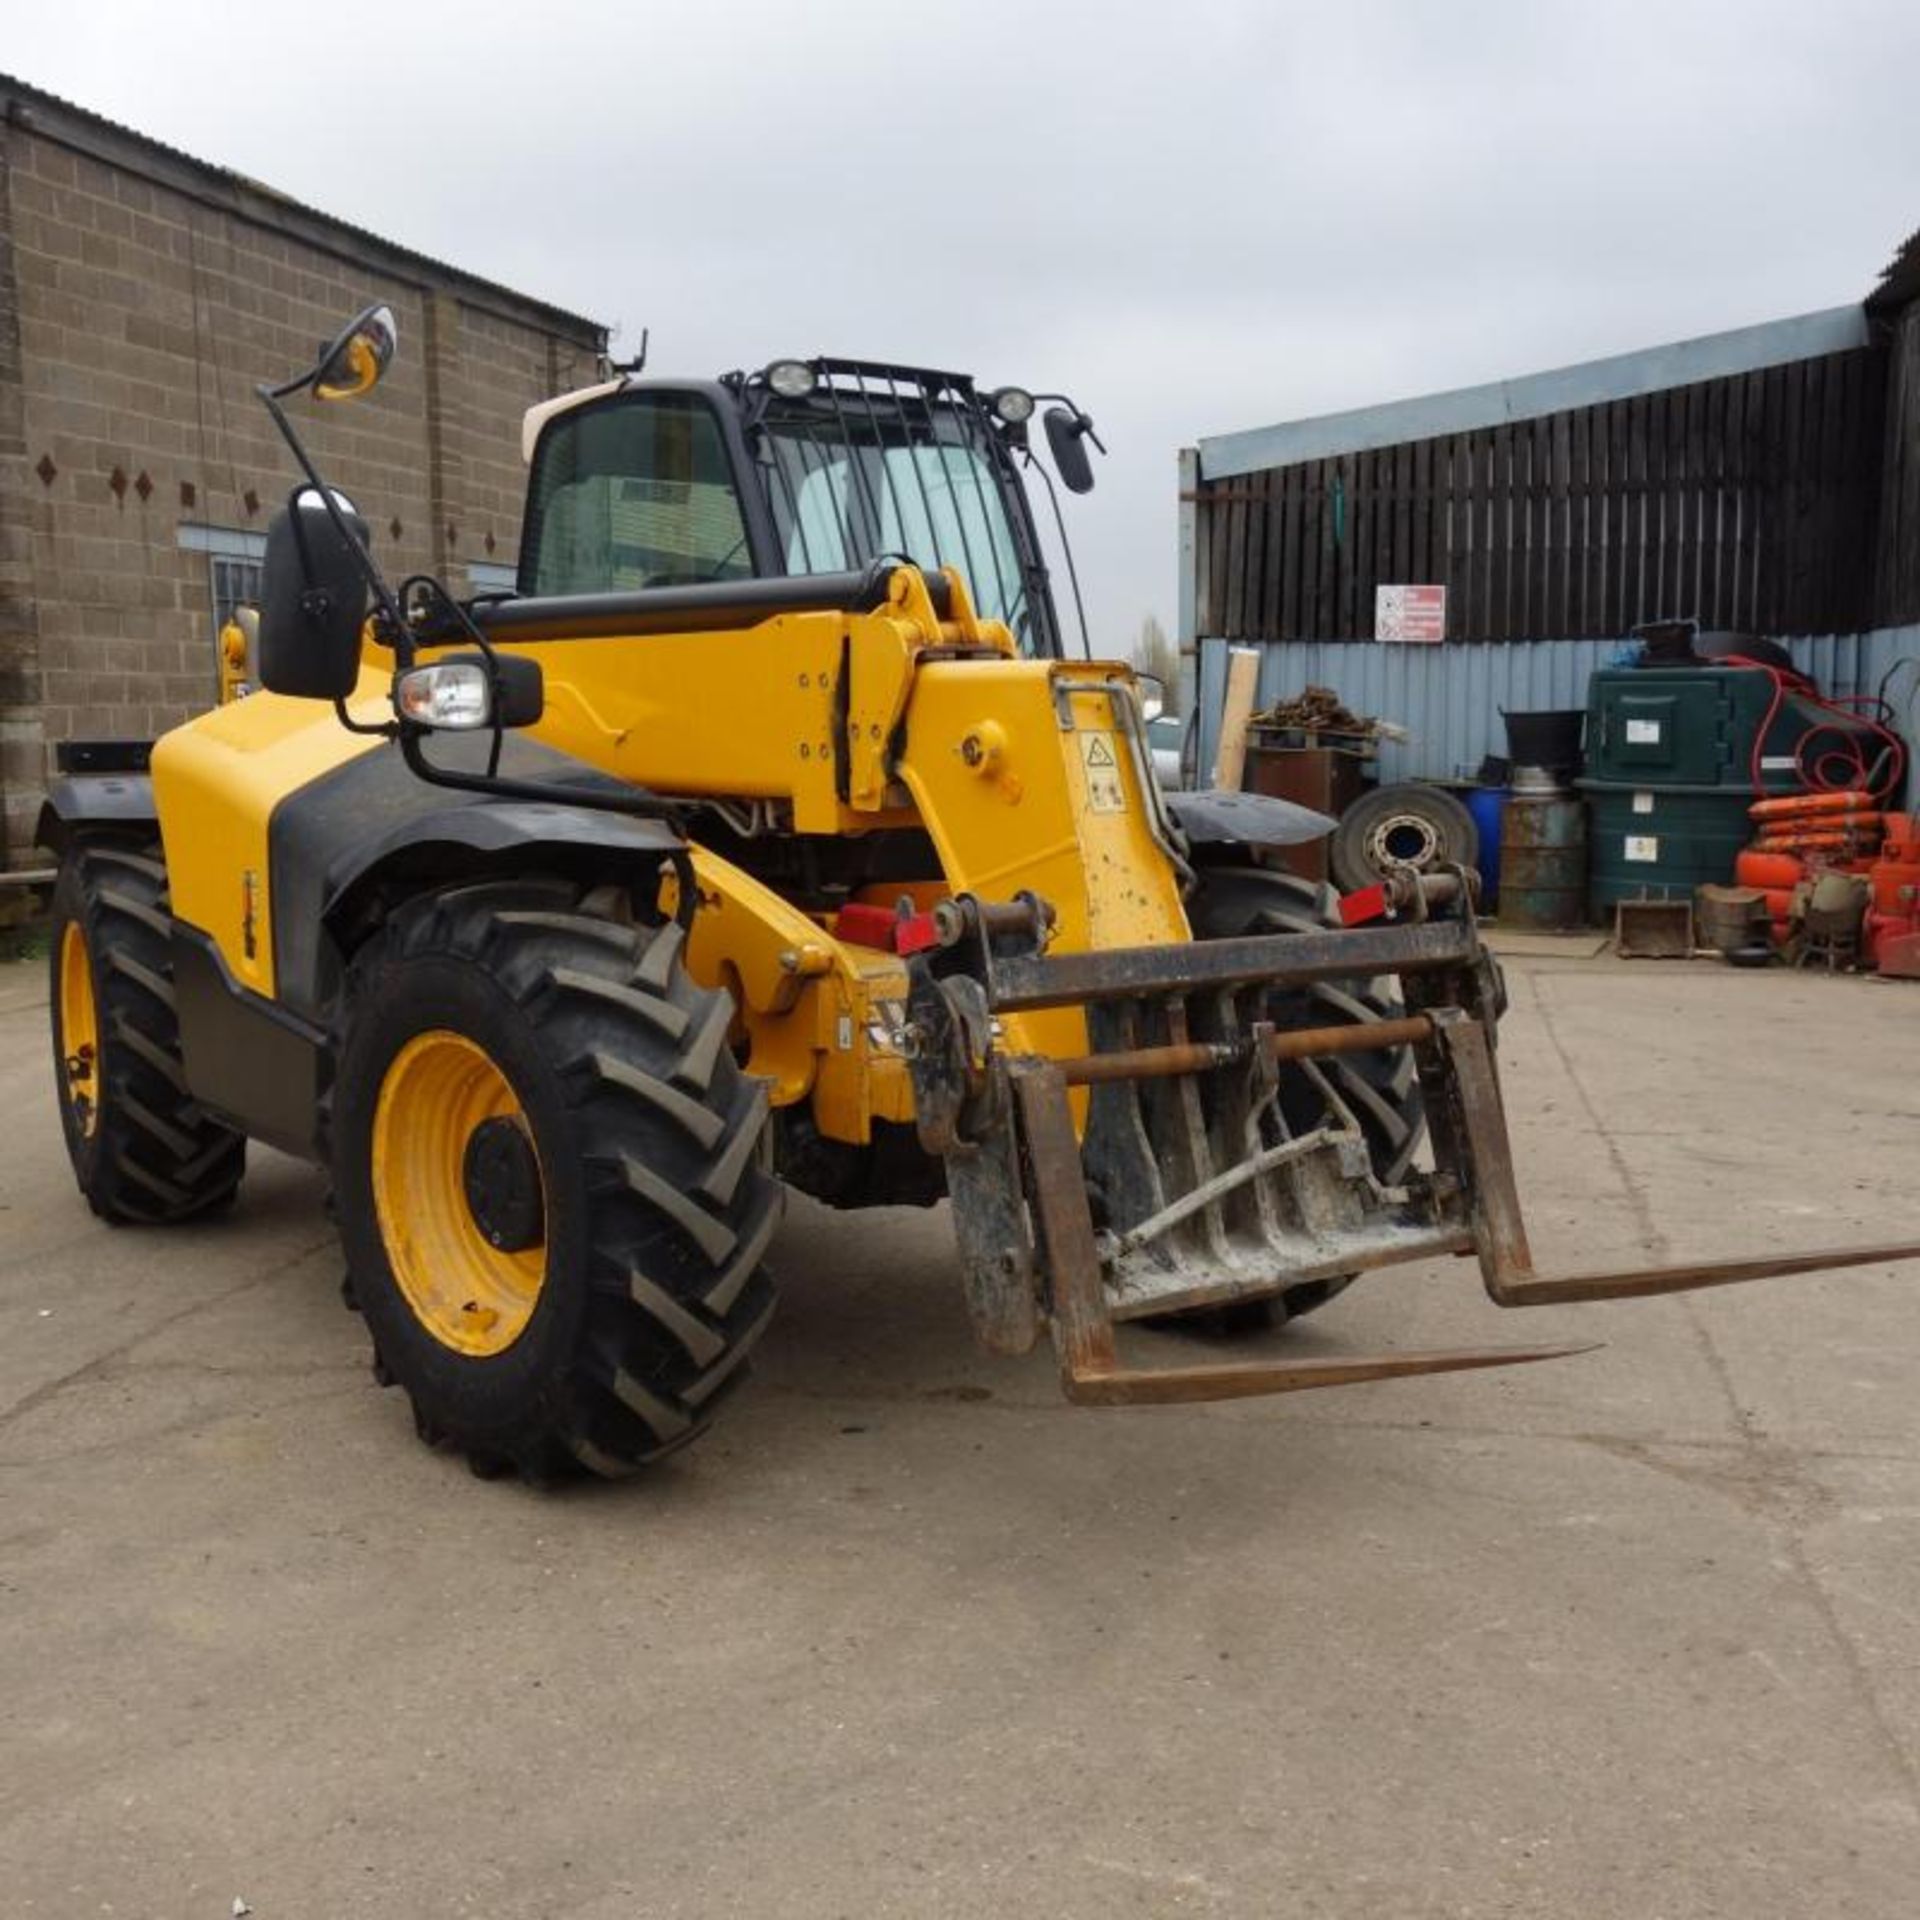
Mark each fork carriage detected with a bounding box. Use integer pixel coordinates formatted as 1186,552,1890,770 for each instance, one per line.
906,877,1920,1405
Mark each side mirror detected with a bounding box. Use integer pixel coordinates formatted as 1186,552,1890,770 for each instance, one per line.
313,304,397,402
1045,405,1097,495
256,491,371,700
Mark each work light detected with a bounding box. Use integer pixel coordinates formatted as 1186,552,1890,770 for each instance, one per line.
989,386,1035,425
765,359,818,399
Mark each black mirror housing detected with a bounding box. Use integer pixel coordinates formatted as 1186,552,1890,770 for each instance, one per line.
1045,405,1096,495
256,494,371,700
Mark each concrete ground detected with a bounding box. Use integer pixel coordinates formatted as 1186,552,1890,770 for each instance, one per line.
2,946,1918,1919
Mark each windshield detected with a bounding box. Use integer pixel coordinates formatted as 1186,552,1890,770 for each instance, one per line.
756,394,1036,648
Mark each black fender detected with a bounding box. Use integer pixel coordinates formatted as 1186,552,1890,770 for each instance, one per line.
1167,787,1335,851
269,736,686,1022
34,771,159,856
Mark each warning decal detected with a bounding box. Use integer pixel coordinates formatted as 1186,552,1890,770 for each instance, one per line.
1078,731,1127,813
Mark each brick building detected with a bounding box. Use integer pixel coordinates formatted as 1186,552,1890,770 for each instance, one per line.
0,74,607,866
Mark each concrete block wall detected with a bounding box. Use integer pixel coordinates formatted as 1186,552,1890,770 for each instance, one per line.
0,87,605,865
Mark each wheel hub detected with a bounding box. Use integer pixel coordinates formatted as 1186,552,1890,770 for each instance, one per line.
463,1116,545,1252
369,1029,549,1357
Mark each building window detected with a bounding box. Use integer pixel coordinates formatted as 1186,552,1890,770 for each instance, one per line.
467,561,518,596
179,524,268,641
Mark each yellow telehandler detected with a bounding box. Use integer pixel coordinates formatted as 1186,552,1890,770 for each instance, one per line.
39,306,1920,1481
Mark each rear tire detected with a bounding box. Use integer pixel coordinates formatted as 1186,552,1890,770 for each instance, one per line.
1329,782,1478,894
48,842,246,1224
1156,865,1427,1333
330,878,781,1483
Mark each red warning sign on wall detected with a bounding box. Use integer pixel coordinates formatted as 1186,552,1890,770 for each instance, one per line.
1375,584,1446,643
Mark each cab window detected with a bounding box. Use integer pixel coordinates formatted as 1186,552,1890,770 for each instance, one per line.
521,394,752,595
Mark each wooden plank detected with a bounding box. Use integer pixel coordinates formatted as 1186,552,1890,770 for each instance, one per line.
1755,361,1789,628
1680,378,1704,621
1279,461,1303,639
1612,393,1628,633
1391,435,1413,589
1550,406,1573,633
1314,457,1340,637
1299,458,1324,639
1779,355,1810,630
1223,462,1249,637
1212,645,1262,788
1647,384,1673,620
1445,435,1472,640
1258,467,1283,639
1335,458,1359,638
1410,433,1433,590
1526,414,1552,636
1204,482,1229,635
1625,392,1650,627
1569,405,1592,635
1489,422,1514,639
1703,374,1730,626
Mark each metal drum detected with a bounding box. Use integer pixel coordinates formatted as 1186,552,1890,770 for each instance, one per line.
1500,782,1589,930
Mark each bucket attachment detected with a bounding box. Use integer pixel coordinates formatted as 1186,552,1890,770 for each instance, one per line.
906,883,1920,1408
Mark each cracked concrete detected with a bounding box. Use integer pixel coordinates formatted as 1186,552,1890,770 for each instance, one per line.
1,950,1917,1917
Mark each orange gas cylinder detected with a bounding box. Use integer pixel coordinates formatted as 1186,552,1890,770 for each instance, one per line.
1865,908,1920,971
1871,857,1920,918
1753,829,1883,855
1749,789,1875,821
1736,849,1806,890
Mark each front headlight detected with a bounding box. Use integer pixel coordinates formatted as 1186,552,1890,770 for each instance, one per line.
395,660,491,729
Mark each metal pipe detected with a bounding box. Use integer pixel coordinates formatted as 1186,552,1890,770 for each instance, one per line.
1057,1013,1435,1086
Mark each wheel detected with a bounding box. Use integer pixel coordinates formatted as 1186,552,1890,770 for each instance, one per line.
1330,783,1478,894
1154,864,1427,1333
330,878,781,1482
47,841,246,1223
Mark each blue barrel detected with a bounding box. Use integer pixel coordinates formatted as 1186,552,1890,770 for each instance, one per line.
1466,787,1506,909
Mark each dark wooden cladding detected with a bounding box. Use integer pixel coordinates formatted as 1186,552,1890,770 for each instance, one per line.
1199,343,1897,641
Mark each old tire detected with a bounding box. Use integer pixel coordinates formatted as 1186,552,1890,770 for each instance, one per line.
48,841,246,1224
1157,864,1426,1333
1329,782,1478,894
331,878,781,1483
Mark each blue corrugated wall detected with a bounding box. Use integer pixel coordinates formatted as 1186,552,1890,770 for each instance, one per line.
1193,629,1920,786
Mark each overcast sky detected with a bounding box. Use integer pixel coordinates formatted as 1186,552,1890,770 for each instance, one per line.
11,0,1920,653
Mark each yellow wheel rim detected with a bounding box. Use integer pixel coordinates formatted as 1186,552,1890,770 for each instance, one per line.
57,921,100,1140
370,1030,548,1357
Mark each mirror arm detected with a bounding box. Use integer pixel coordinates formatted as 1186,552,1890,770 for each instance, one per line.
255,380,416,673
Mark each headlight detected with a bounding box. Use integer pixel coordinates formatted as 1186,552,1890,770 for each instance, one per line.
988,386,1035,426
765,358,818,399
395,661,491,730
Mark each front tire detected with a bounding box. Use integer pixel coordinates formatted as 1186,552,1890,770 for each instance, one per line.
48,842,245,1224
331,879,781,1483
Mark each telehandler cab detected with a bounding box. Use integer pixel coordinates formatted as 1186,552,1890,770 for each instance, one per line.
41,305,1920,1482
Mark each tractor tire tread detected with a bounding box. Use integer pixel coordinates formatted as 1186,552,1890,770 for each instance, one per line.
333,880,780,1484
49,841,246,1225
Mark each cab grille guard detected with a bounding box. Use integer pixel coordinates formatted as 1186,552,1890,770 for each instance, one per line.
905,887,1920,1407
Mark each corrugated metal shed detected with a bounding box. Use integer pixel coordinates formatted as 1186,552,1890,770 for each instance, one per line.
1194,628,1920,786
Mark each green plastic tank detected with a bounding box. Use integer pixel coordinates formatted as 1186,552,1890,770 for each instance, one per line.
1581,782,1755,916
1582,665,1885,917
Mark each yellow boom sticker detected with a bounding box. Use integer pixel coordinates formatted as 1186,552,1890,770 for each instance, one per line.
1078,731,1127,813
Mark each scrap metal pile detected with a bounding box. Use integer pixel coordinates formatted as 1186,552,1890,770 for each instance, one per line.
1250,685,1381,740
